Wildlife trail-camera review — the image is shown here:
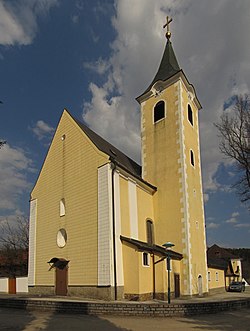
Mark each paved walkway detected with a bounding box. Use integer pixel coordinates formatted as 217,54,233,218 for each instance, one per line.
171,287,250,303
1,306,249,330
1,287,249,304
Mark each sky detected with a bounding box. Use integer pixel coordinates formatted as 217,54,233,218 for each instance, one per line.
0,0,249,248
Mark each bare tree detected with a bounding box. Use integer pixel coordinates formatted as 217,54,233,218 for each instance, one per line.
0,217,29,277
215,95,250,204
0,140,6,149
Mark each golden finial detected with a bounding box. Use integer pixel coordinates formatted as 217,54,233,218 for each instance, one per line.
163,16,173,40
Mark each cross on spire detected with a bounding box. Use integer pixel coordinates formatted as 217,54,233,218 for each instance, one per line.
163,16,172,40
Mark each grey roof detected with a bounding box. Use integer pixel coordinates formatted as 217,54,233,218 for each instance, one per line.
120,235,183,260
140,40,181,97
207,244,240,260
71,113,142,178
207,256,228,270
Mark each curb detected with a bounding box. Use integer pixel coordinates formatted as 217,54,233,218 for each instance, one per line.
0,297,249,317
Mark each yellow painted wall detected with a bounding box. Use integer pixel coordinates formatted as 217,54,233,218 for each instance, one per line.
141,83,185,294
155,258,181,295
119,173,183,297
141,84,183,250
141,77,208,295
181,82,208,294
138,252,153,295
119,171,154,294
208,268,225,290
136,185,155,243
119,176,130,237
31,110,108,286
119,173,155,296
122,243,139,294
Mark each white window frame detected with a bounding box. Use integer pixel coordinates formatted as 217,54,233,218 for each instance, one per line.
153,100,166,124
142,252,150,267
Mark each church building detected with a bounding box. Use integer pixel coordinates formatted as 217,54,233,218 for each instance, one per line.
28,18,209,300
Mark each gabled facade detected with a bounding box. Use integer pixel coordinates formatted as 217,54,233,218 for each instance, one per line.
29,22,209,300
28,110,183,300
207,244,243,290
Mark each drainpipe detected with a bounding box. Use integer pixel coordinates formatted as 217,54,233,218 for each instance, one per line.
110,159,117,300
152,254,155,299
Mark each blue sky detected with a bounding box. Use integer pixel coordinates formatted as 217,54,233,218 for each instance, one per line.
0,0,249,248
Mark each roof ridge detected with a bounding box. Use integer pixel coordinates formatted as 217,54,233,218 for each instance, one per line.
67,111,142,178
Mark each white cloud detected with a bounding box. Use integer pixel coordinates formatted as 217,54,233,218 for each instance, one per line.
83,58,110,75
225,211,239,224
203,193,209,203
31,120,54,141
84,83,140,160
0,143,34,211
225,217,237,224
234,223,250,228
0,0,58,46
71,14,79,24
206,222,220,229
82,0,250,192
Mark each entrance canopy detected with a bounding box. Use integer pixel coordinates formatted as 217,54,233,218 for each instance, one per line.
120,236,183,260
47,257,69,271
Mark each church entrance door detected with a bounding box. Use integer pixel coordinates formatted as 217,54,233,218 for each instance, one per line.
55,266,68,296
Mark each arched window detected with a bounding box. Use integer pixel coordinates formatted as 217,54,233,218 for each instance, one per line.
198,275,203,295
146,219,154,245
190,150,195,167
188,105,193,126
154,101,165,123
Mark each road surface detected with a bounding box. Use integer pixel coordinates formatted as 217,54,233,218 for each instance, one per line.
0,307,249,330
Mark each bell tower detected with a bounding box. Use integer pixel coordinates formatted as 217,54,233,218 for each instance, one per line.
136,17,208,296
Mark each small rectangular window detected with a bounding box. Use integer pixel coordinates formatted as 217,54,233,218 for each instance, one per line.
215,272,219,282
142,252,150,267
60,199,66,217
208,271,211,282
